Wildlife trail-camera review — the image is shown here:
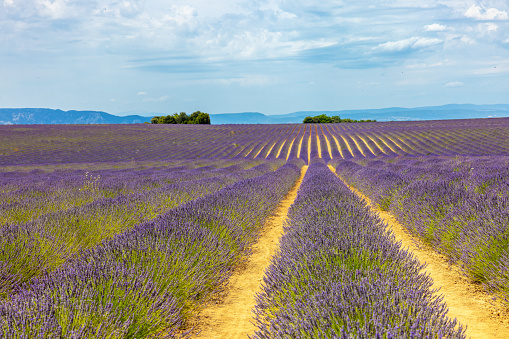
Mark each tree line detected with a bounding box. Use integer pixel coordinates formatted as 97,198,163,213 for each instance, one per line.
151,111,210,124
303,114,376,123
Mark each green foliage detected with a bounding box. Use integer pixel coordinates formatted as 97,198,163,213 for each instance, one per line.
151,111,210,124
303,114,376,124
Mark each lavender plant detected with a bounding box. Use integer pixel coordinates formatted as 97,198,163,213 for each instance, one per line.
336,156,509,305
0,161,303,337
0,161,282,298
253,162,465,338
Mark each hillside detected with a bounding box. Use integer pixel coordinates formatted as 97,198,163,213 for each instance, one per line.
210,104,509,124
0,108,151,125
1,104,509,125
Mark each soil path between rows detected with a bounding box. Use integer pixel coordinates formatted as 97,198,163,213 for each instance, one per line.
329,165,509,339
193,165,308,339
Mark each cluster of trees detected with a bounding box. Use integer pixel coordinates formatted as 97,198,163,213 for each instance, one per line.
151,111,210,124
303,114,376,124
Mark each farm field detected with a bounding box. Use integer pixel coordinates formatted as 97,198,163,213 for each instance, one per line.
1,118,509,338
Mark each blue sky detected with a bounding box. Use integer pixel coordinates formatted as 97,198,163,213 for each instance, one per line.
1,0,508,116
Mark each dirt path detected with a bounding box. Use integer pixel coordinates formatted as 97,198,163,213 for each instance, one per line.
285,137,296,161
193,166,308,339
316,133,322,159
329,133,344,159
264,141,277,159
329,165,509,339
321,127,334,160
297,132,305,159
275,140,286,159
339,134,355,158
348,134,366,157
252,141,268,159
307,133,312,163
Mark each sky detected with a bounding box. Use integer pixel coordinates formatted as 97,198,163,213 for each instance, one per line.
0,0,508,116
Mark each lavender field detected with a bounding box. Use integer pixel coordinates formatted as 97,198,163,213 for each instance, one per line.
1,118,509,337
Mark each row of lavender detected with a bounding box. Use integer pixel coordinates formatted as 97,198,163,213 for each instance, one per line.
0,159,280,299
0,160,303,337
335,156,509,305
0,159,264,225
253,161,464,338
0,124,292,166
2,118,509,167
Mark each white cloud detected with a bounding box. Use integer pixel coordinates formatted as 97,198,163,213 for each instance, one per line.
96,0,145,19
161,5,198,26
375,37,442,52
213,74,274,87
2,0,509,114
465,5,508,20
485,22,498,31
201,28,336,61
406,61,444,69
37,0,77,19
143,95,169,102
413,37,443,48
424,23,447,31
469,22,500,36
376,38,417,51
445,81,464,87
460,35,476,44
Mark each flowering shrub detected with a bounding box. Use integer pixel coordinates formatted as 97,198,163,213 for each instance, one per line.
253,162,464,338
336,156,509,305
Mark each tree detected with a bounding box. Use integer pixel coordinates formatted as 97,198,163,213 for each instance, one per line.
331,116,341,123
175,112,189,124
316,114,332,123
161,115,176,124
150,111,211,124
189,111,201,121
302,114,376,124
194,112,210,124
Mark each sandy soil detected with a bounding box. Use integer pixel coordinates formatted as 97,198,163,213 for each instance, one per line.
264,141,277,159
307,133,312,163
321,127,334,160
339,134,355,158
285,137,296,161
316,131,322,159
252,141,268,159
191,166,308,338
329,132,345,159
349,135,366,157
330,165,509,339
275,140,286,159
297,133,305,159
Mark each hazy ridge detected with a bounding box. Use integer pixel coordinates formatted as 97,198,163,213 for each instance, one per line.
1,104,509,125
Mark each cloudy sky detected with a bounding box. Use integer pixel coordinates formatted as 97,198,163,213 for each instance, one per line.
1,0,508,116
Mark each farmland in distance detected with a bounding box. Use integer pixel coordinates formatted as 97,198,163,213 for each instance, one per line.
1,118,509,337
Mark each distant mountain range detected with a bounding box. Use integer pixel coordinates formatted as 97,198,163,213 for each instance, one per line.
209,104,509,124
0,108,151,125
1,104,509,125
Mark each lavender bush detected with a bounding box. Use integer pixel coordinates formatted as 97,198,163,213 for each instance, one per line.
0,161,303,337
336,156,509,305
0,161,283,298
253,162,464,338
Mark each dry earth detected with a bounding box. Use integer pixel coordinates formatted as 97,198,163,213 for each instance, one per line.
191,166,308,338
329,165,509,339
186,164,509,339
